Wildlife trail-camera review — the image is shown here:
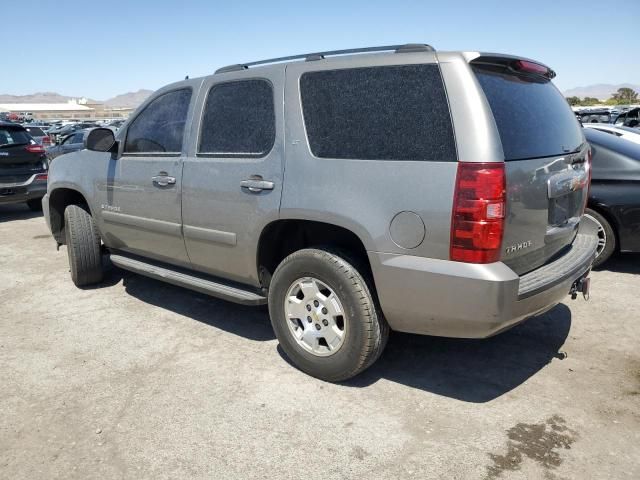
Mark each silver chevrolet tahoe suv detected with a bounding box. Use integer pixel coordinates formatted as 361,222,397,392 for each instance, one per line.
43,44,598,381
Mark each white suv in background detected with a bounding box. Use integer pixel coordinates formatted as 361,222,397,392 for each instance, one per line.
582,123,640,144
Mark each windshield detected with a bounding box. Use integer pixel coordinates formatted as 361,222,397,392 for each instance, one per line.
473,64,584,160
0,128,31,148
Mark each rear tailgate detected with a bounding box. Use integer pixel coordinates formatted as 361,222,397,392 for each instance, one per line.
472,58,588,275
0,126,47,184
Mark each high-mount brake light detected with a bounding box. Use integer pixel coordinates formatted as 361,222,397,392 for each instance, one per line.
450,162,506,263
514,60,554,78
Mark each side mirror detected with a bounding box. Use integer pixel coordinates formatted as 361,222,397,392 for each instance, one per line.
85,128,117,152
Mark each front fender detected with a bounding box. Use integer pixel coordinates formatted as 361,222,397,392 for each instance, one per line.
48,150,107,217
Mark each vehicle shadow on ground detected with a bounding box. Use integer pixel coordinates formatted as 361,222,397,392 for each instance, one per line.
341,304,572,402
103,263,571,402
0,204,43,223
105,264,275,342
597,253,640,274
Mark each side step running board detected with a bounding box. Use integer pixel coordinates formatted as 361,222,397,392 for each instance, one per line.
110,254,267,306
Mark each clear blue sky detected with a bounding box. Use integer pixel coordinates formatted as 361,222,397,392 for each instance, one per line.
4,0,638,100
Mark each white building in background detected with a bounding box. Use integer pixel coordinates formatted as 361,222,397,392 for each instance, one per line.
0,98,133,121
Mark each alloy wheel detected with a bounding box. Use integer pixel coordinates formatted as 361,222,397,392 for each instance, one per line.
284,277,347,357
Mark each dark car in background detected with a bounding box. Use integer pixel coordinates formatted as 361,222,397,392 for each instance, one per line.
578,109,614,124
614,107,640,128
23,125,52,146
0,122,48,211
46,123,69,142
106,119,126,130
584,128,640,266
49,122,98,144
45,129,88,161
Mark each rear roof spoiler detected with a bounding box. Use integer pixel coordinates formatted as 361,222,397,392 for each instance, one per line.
471,53,556,79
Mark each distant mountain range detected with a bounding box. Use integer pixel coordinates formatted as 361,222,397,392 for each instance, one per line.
0,89,153,108
562,83,640,100
103,90,154,108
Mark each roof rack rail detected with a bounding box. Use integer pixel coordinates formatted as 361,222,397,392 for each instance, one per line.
214,43,435,74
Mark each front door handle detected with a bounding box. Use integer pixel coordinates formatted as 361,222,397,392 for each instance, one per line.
240,177,275,193
152,173,176,187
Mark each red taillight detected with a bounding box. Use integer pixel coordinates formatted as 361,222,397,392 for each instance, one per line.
25,144,45,154
35,173,48,181
450,162,506,264
42,136,51,146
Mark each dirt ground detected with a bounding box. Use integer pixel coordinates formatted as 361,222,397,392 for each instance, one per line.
1,203,639,480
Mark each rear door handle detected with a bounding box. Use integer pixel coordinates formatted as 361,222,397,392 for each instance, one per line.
152,173,176,187
240,178,275,193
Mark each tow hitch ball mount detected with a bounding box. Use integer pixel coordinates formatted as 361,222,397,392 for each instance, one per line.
570,275,591,301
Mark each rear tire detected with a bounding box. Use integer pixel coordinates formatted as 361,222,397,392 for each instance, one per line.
64,204,103,287
268,248,388,382
26,198,43,211
584,208,616,267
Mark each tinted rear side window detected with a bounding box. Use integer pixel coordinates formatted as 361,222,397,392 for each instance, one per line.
473,65,584,160
125,88,191,153
300,65,457,161
198,80,275,156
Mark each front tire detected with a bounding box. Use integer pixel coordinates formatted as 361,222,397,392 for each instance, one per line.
268,248,388,382
584,208,616,267
64,204,103,287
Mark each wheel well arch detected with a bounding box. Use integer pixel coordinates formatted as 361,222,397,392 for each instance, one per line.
586,202,619,242
256,219,374,290
48,188,90,244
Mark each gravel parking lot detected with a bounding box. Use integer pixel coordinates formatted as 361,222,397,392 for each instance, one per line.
1,203,639,479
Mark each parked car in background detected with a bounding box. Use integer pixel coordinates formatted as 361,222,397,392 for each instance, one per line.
4,112,34,123
29,122,52,131
583,123,640,144
614,107,640,128
46,129,88,161
0,122,48,211
49,122,98,144
43,45,597,381
583,128,640,266
577,109,614,124
106,119,126,130
23,125,52,146
46,123,69,142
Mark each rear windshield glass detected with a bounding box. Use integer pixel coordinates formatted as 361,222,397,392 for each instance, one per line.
0,128,31,147
25,127,45,136
473,64,584,161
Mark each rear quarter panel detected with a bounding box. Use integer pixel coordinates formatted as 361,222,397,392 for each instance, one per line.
280,52,500,259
